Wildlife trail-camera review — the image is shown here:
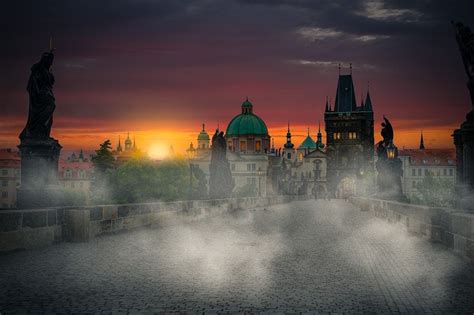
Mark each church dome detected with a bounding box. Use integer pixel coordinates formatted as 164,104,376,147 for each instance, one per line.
226,99,269,137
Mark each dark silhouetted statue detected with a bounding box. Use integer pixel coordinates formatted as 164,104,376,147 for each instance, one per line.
20,52,56,140
208,130,234,199
375,116,404,200
17,49,64,208
452,21,474,210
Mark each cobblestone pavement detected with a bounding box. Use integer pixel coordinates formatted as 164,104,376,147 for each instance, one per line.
1,200,474,313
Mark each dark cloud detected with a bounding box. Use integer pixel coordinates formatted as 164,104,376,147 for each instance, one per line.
0,0,473,148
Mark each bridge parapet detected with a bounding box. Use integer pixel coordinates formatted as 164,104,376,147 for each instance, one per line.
350,197,474,263
0,195,306,252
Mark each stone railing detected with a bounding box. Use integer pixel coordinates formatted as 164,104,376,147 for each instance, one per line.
350,197,474,263
0,195,306,252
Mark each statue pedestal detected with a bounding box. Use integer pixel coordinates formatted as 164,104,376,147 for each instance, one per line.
454,110,474,211
17,137,64,209
376,157,406,201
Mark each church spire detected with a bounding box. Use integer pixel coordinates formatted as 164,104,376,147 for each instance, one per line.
419,131,425,150
316,121,324,149
325,96,329,112
284,121,294,149
117,135,122,152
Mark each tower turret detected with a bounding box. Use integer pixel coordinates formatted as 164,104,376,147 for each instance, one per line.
197,123,210,150
125,132,132,151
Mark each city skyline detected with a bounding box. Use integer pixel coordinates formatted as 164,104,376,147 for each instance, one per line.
1,1,473,155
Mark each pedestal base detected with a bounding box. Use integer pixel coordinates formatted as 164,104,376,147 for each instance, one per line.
17,186,65,209
17,137,64,209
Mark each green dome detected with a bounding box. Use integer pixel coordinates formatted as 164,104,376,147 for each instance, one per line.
226,99,269,137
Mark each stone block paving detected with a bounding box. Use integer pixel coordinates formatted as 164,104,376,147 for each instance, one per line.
1,200,474,313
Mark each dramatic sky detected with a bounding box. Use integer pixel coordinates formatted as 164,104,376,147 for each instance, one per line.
1,0,473,158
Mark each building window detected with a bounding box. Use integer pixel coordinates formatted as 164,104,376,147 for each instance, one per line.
449,169,453,176
298,152,303,161
1,191,7,198
247,164,251,171
240,141,246,152
412,169,416,176
1,180,7,187
412,181,416,188
443,169,447,176
65,169,72,179
287,153,291,159
1,169,7,176
228,141,233,151
425,169,429,176
418,169,422,176
255,140,261,152
348,132,357,140
252,164,256,171
334,132,342,140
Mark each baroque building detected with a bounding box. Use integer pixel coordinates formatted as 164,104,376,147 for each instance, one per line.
324,69,374,197
189,99,270,196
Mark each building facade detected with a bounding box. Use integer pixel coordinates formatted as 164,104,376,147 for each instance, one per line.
399,148,456,198
58,150,93,194
0,149,21,209
189,99,269,197
324,70,374,197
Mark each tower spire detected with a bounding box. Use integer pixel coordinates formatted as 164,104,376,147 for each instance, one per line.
117,135,122,152
419,131,425,150
316,121,324,149
284,121,294,149
325,96,329,112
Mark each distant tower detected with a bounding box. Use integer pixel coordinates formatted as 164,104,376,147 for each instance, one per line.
117,135,122,152
419,131,425,150
324,67,374,197
197,123,210,149
133,136,136,150
125,132,132,151
283,122,295,160
316,122,325,149
79,148,84,161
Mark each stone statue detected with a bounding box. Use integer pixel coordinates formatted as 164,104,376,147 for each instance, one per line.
452,21,474,210
453,21,474,107
20,51,56,140
380,115,393,146
208,130,234,199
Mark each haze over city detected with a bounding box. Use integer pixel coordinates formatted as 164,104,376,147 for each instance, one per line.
1,0,474,157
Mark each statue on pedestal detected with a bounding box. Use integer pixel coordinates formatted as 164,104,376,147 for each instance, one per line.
452,21,474,210
208,130,234,199
375,116,404,200
17,46,64,209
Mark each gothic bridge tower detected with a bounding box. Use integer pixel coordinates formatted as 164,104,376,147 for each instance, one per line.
324,67,374,197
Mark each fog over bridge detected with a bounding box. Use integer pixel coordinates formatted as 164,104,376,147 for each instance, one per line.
1,200,473,313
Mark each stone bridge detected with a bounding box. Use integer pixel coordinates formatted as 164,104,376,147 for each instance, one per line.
1,199,474,313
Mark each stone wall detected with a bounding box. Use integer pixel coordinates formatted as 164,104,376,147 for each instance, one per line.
350,197,474,263
0,195,301,252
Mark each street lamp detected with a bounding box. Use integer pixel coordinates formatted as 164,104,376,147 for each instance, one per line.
257,167,264,197
386,141,397,160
